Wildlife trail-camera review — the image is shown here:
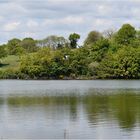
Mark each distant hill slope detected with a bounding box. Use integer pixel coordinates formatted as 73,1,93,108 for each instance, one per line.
0,55,20,70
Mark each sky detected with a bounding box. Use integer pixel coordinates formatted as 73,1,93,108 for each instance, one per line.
0,0,140,44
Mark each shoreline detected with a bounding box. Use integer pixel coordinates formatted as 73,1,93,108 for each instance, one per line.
0,78,140,80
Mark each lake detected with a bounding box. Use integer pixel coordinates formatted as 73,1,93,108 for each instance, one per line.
0,80,140,139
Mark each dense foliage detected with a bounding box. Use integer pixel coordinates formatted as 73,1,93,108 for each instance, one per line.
0,24,140,79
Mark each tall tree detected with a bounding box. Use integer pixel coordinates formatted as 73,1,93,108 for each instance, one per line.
115,24,136,45
69,33,80,49
37,36,68,49
0,45,7,59
84,31,102,47
20,38,38,53
7,38,21,55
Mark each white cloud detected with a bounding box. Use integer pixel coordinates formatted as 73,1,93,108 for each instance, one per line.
131,7,140,18
44,16,84,26
97,4,111,15
90,18,115,31
4,22,20,31
23,32,37,38
0,16,4,21
62,16,84,24
0,0,140,44
27,20,39,28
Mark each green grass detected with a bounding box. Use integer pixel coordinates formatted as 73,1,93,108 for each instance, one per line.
0,55,20,70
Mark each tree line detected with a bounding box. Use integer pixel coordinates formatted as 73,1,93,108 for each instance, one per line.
0,23,140,79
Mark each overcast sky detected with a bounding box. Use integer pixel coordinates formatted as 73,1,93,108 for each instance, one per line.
0,0,140,44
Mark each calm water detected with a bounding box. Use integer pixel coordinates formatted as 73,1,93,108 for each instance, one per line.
0,80,140,139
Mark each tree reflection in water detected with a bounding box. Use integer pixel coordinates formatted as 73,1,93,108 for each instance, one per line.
2,91,140,131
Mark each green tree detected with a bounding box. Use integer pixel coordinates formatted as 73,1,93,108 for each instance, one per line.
115,47,140,78
89,38,110,62
115,24,136,45
7,38,21,55
69,47,89,76
0,45,7,59
84,31,102,47
37,36,68,49
98,46,140,79
0,45,7,66
69,33,80,49
20,38,38,53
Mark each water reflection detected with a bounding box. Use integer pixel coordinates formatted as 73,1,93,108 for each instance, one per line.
83,93,140,130
1,91,139,132
1,80,140,138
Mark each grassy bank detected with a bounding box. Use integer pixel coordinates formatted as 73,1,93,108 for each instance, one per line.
0,55,21,79
0,55,20,70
